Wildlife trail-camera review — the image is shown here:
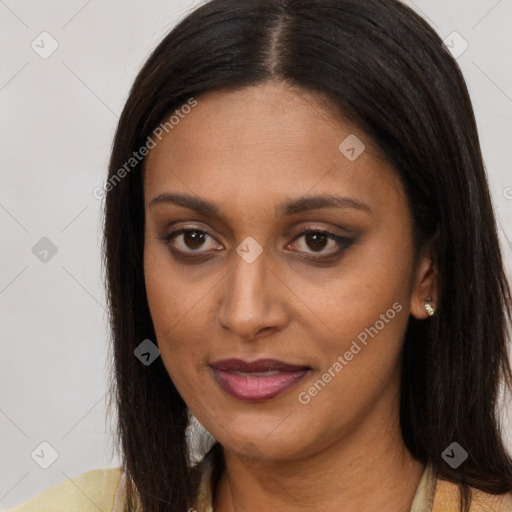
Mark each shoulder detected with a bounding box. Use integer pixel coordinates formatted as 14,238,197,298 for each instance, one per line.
433,477,512,512
6,467,123,512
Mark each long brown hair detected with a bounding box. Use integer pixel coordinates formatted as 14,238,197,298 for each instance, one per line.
102,1,512,510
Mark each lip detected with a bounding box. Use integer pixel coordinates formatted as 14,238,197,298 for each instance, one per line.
211,358,311,402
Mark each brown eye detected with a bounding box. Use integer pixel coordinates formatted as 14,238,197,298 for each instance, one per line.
162,228,221,255
182,231,207,250
304,232,329,252
160,226,353,263
287,228,354,259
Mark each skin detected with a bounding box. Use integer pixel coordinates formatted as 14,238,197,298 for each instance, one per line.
143,80,437,512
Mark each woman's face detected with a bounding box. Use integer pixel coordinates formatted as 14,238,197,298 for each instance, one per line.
143,81,435,460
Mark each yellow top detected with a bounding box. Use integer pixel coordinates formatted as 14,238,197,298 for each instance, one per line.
7,453,512,511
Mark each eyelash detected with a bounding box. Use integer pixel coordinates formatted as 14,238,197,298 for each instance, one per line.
159,227,354,262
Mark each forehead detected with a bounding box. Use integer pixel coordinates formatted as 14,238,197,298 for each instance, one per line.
143,82,402,216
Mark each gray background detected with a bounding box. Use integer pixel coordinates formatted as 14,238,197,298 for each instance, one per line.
1,0,511,508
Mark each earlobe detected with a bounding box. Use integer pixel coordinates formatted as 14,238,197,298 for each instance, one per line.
410,253,438,320
424,297,435,317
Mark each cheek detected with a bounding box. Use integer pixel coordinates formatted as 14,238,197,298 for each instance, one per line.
143,241,216,385
302,235,413,337
300,231,414,384
144,247,176,334
144,244,189,358
293,258,410,427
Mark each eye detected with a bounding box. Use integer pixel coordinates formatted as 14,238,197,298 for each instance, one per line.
160,228,222,256
286,228,353,259
159,226,353,261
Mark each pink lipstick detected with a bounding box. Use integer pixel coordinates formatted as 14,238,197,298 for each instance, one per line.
211,358,310,402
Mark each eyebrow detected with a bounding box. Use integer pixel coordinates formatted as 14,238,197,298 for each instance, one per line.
148,192,372,217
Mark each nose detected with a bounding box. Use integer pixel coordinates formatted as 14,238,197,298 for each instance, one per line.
217,245,289,342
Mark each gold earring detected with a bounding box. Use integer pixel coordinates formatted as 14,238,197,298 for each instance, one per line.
424,297,435,317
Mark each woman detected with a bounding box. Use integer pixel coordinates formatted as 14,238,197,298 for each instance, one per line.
10,0,512,511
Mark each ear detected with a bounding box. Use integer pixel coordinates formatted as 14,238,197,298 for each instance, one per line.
410,239,438,320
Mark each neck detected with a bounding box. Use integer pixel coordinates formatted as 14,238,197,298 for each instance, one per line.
213,395,424,512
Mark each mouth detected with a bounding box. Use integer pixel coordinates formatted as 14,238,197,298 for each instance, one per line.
210,358,311,402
